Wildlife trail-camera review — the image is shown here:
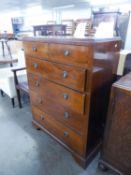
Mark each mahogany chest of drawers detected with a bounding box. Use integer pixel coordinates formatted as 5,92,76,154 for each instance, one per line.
23,36,121,168
99,72,131,174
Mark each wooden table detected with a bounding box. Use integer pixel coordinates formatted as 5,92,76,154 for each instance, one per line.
0,58,17,65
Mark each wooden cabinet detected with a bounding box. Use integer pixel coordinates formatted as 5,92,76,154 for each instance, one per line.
23,36,121,168
99,72,131,175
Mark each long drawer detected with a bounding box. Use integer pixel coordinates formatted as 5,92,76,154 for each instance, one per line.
30,90,86,134
32,106,84,155
48,43,92,67
28,73,85,115
23,41,48,58
26,57,86,92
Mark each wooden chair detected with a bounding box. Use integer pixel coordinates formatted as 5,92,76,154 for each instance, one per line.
12,67,29,108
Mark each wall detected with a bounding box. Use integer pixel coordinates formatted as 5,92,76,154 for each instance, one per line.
61,8,92,20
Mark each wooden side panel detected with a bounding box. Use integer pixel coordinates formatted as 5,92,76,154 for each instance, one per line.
101,84,131,175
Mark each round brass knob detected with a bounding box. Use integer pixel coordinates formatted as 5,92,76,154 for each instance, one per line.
64,131,69,137
38,98,43,104
64,112,69,119
115,44,118,48
33,63,38,69
35,81,40,87
32,47,37,51
40,115,45,120
64,49,70,56
63,71,68,78
63,93,69,100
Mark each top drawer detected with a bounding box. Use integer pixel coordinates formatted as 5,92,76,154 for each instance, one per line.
48,44,92,67
23,41,48,58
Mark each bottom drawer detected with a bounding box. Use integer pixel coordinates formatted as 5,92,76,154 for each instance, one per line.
32,106,84,155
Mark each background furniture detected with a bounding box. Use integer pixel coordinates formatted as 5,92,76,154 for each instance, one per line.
12,67,29,108
99,72,131,175
75,18,93,36
61,19,75,36
117,12,130,48
23,36,121,168
11,17,24,34
92,11,119,35
33,24,66,36
0,33,15,40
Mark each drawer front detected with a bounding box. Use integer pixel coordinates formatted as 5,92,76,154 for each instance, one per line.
23,42,48,58
30,91,86,134
28,75,85,115
49,44,92,67
32,106,84,155
26,57,86,92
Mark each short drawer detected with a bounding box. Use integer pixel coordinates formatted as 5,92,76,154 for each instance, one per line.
28,76,85,115
23,41,48,58
32,106,84,155
48,43,92,67
26,57,86,92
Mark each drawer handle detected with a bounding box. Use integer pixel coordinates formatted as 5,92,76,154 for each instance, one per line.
40,115,45,120
115,44,118,48
64,112,69,119
32,47,37,51
63,93,69,100
64,131,69,137
63,71,68,78
64,49,70,56
33,63,38,69
38,98,43,104
35,81,40,87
